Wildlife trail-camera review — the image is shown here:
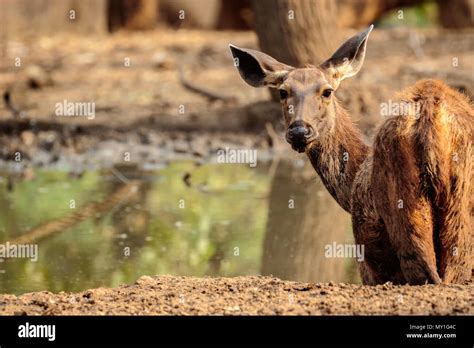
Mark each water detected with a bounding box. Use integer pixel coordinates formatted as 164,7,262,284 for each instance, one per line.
0,160,358,295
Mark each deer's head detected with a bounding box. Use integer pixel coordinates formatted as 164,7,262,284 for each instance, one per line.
230,25,373,153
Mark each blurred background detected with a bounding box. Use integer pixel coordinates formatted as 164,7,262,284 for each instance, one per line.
0,0,472,294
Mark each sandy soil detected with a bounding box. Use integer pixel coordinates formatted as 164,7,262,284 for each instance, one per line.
0,275,472,315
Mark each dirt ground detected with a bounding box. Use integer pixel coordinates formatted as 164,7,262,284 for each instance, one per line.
0,275,472,315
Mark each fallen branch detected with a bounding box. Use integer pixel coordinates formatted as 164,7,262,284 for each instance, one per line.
178,67,237,103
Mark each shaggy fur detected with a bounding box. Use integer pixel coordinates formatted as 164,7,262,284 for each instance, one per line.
304,79,473,284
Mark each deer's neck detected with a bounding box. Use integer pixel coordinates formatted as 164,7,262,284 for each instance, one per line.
306,101,369,213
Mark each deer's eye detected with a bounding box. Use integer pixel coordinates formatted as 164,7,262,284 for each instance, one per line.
279,89,288,100
322,88,333,98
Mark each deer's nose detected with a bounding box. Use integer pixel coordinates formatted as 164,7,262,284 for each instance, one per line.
287,122,314,141
286,122,315,152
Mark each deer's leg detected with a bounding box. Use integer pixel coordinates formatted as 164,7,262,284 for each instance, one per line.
434,150,472,283
374,165,441,284
385,197,441,284
351,216,379,285
435,203,472,283
351,207,405,285
351,159,405,284
372,119,441,284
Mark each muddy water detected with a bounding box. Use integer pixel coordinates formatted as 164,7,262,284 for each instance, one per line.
0,160,357,295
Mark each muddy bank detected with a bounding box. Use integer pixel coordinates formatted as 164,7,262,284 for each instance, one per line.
0,276,472,315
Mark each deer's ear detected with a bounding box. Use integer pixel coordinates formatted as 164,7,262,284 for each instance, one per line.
229,45,293,88
319,25,373,88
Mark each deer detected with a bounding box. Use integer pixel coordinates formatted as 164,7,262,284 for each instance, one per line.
229,25,473,285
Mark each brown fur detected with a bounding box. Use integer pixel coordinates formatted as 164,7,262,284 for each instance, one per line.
347,80,472,284
365,80,473,284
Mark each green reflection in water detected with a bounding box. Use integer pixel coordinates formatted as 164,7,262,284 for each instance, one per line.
0,162,270,295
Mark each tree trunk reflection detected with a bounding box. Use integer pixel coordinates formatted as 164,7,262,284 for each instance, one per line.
261,157,356,283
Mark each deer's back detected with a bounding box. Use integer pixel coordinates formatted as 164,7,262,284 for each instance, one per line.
372,79,473,208
368,79,473,282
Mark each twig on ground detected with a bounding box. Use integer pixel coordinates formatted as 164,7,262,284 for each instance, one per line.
178,67,237,103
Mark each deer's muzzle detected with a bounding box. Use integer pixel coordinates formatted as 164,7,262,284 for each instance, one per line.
286,121,315,153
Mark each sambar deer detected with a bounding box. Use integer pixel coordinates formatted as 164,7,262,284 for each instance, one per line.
230,25,473,285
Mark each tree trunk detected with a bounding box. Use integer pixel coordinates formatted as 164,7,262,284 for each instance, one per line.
216,0,252,30
251,0,341,68
108,0,159,31
159,0,221,29
438,0,474,28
